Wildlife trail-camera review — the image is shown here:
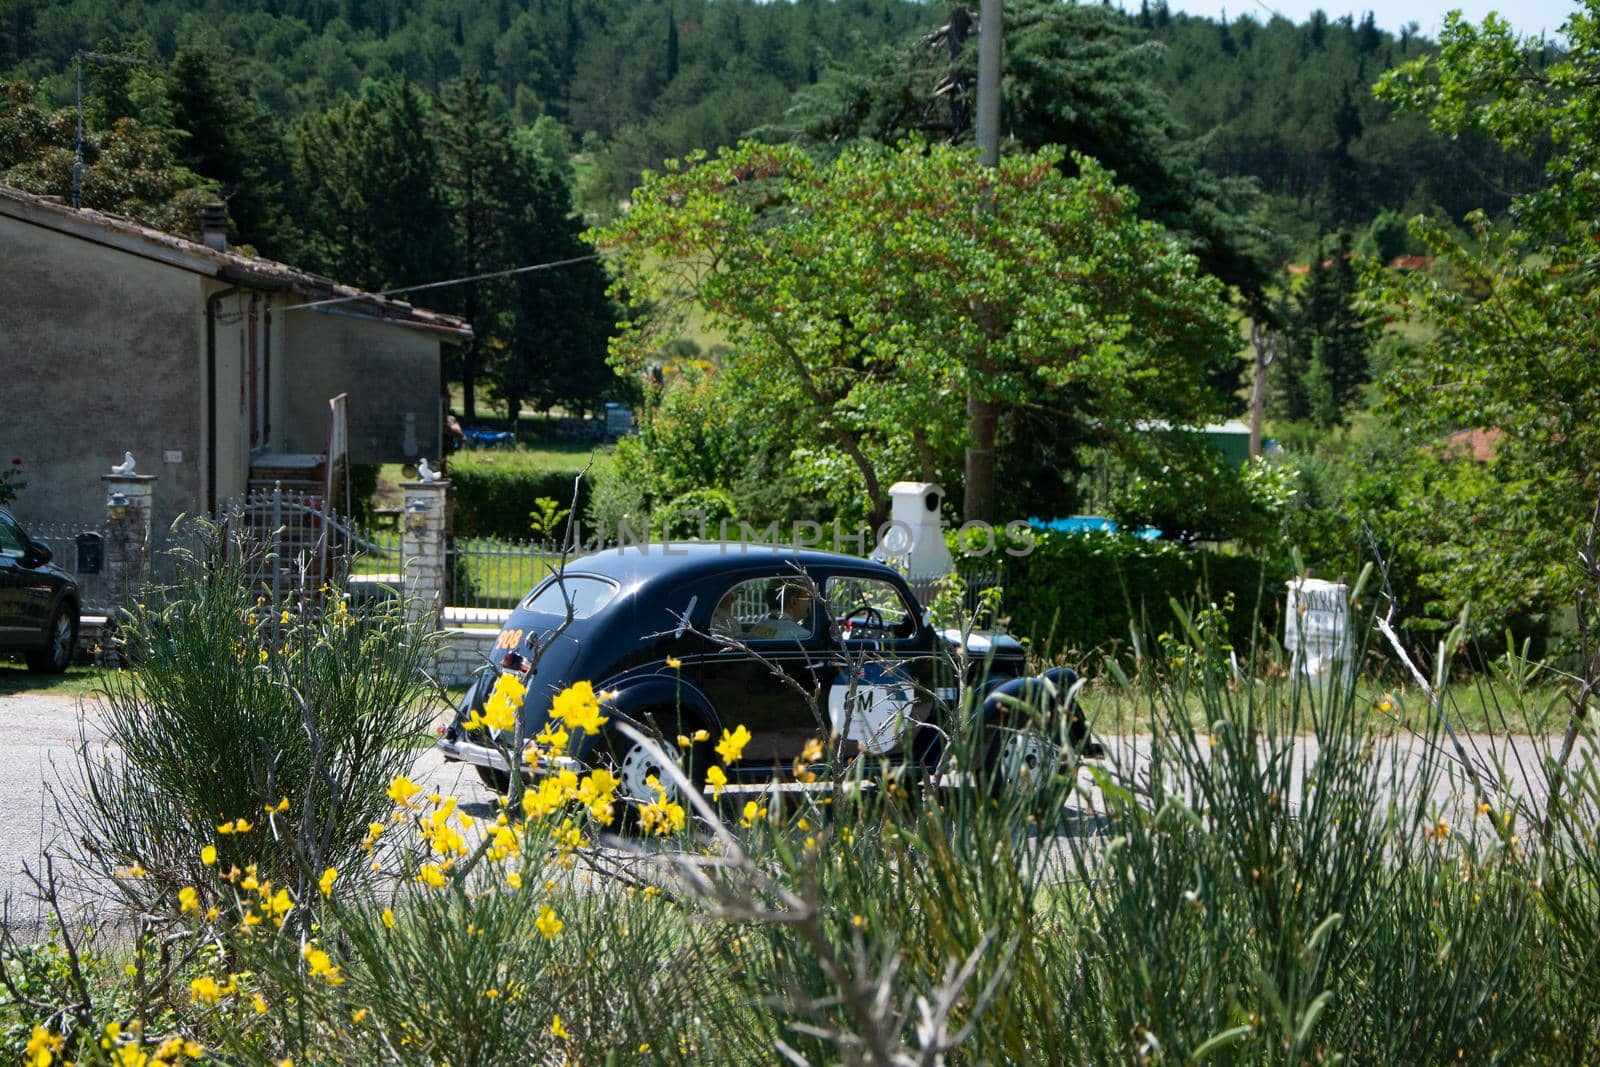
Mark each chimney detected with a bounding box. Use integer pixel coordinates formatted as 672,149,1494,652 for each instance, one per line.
200,203,229,252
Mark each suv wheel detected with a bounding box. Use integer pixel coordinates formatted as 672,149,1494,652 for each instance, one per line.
26,607,76,674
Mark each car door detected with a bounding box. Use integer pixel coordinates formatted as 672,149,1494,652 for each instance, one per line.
0,512,34,644
819,571,933,762
695,572,830,771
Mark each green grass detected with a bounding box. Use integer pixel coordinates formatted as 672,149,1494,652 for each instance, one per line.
1083,671,1573,735
0,661,111,698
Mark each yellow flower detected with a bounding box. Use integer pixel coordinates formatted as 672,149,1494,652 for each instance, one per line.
716,724,752,764
550,1014,570,1040
252,994,268,1014
200,844,217,865
551,681,609,734
800,737,824,763
475,673,526,733
178,886,199,913
381,908,396,929
190,975,223,1004
639,795,687,836
25,1025,62,1067
535,905,564,940
387,775,422,806
257,648,268,663
665,655,682,670
303,944,345,985
740,800,767,828
706,765,728,799
215,817,252,834
318,867,338,898
506,870,523,890
418,864,447,889
676,734,692,748
352,1008,369,1024
265,796,290,813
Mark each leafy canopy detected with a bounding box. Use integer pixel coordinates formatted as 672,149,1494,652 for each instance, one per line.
1361,1,1600,629
596,139,1235,522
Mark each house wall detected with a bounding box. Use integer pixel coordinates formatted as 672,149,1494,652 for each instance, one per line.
280,309,443,464
0,214,206,533
202,284,277,506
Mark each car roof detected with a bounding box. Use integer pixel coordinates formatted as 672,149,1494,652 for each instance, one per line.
555,541,901,590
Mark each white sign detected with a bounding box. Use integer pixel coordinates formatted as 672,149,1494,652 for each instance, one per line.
828,664,918,754
1285,578,1350,677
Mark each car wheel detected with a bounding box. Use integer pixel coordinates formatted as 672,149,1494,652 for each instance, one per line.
977,724,1057,802
608,719,712,834
26,606,76,674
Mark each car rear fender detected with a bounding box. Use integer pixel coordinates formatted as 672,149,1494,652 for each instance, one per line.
979,667,1082,728
605,675,722,738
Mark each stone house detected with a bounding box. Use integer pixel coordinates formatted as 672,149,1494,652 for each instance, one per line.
0,186,471,533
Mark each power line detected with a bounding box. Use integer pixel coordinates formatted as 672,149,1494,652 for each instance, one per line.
280,252,606,312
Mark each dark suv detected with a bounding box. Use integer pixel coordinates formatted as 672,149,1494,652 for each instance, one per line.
0,507,79,673
437,542,1089,807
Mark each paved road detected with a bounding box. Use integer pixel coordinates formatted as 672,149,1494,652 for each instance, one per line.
0,692,1583,922
0,690,486,931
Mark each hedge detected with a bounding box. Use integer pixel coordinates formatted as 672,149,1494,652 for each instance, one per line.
994,531,1286,658
449,452,591,540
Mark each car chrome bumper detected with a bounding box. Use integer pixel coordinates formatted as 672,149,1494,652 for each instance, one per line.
435,737,582,776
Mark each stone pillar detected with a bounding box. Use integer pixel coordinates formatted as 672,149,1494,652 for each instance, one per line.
102,467,156,613
400,478,449,625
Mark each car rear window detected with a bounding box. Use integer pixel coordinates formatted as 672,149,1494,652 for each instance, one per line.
521,575,619,619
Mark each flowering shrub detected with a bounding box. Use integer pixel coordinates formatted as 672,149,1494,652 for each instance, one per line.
64,524,439,918
11,589,1600,1063
0,457,24,504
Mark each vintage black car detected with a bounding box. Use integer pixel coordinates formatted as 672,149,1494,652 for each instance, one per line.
437,542,1088,808
0,507,79,673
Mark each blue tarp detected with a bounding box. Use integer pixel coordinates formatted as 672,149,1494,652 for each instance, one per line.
1027,515,1163,541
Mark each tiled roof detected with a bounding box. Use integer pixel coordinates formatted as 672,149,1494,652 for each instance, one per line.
0,184,472,340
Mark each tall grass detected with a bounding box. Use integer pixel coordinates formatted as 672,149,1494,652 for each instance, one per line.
64,524,439,917
11,579,1600,1064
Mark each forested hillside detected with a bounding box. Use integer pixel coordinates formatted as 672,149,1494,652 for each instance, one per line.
1,0,1551,241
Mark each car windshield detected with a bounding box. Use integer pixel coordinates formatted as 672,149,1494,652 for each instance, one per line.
521,575,618,619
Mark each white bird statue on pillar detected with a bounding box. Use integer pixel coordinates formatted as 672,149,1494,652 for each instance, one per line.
416,458,440,483
111,452,136,475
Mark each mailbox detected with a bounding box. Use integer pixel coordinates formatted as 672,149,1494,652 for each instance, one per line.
75,532,104,575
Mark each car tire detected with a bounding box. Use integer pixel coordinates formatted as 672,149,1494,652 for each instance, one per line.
26,606,76,674
605,715,713,835
978,723,1055,796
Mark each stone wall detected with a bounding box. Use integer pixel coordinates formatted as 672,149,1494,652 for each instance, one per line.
434,628,501,687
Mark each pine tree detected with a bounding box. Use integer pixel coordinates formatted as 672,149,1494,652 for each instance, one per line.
1275,232,1374,427
434,75,514,421
165,46,293,256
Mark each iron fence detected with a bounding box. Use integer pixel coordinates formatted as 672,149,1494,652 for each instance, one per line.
445,535,565,625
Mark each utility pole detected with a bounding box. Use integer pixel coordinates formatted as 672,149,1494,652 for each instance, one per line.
72,50,151,210
976,0,1002,167
963,0,1003,523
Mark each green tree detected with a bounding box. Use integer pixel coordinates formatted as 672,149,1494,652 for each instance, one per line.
166,46,295,255
292,79,450,292
433,74,514,422
597,139,1235,524
1361,2,1600,632
0,79,213,233
1276,231,1376,427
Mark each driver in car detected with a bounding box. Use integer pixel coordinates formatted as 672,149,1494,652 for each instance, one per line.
745,581,813,639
